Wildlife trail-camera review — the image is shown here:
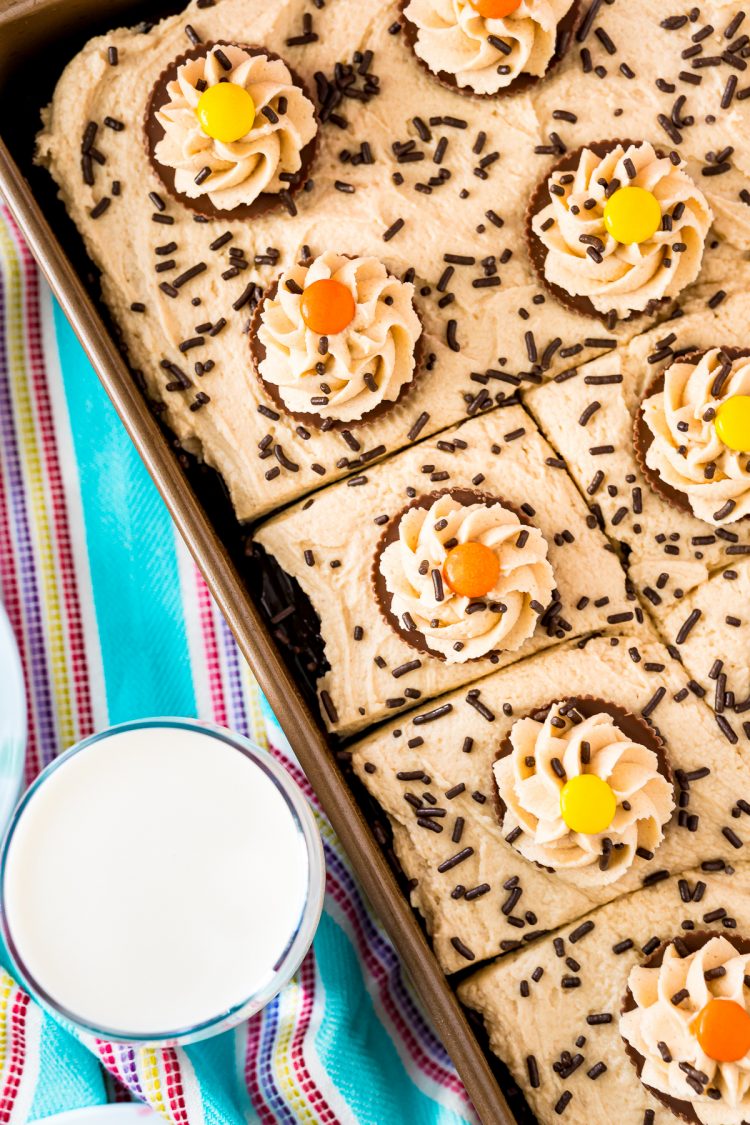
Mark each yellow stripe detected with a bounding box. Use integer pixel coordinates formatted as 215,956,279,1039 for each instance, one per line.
0,971,14,1079
242,662,269,750
139,1047,172,1120
0,218,76,751
272,977,318,1123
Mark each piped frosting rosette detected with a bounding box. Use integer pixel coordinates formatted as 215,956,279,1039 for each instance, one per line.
251,252,423,426
146,42,318,216
637,348,750,527
400,0,578,95
493,698,674,886
373,489,555,663
621,931,750,1124
527,140,712,320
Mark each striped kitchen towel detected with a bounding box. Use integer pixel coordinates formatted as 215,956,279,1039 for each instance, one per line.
0,204,478,1125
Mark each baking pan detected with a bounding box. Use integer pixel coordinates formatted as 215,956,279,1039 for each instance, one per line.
0,1,517,1119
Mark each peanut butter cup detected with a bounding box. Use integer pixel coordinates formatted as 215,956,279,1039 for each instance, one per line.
399,0,581,99
493,694,671,828
621,930,750,1125
526,139,674,324
144,41,318,219
372,488,552,663
634,347,750,519
249,257,425,430
492,697,674,882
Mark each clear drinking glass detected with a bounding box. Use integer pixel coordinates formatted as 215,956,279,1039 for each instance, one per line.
0,718,326,1046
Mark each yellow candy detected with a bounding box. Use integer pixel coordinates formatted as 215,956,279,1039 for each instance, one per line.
196,83,255,143
715,395,750,452
560,774,617,835
603,186,662,245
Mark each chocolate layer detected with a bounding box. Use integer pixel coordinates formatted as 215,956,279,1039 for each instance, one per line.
492,695,672,852
399,0,582,99
248,265,425,430
144,41,318,219
621,929,750,1125
634,347,750,518
525,138,671,324
371,488,536,662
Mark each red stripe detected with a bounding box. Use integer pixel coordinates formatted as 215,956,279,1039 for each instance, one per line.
0,988,29,1123
6,213,94,758
163,1047,190,1124
0,454,38,777
289,952,337,1122
96,1041,124,1085
194,567,228,727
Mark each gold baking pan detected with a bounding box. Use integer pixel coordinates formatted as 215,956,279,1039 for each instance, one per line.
0,0,518,1120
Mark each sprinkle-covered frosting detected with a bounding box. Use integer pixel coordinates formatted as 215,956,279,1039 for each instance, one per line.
494,701,674,885
256,252,422,423
378,493,555,662
153,45,317,211
403,0,574,94
531,141,712,317
621,935,750,1124
642,349,750,526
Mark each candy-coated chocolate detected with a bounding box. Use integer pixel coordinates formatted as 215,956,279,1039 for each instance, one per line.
300,279,356,335
715,394,750,452
692,998,750,1063
603,186,662,245
467,0,523,16
443,541,500,598
196,83,256,144
559,774,616,834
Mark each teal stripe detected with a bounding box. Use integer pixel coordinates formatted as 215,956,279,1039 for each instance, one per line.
314,913,468,1125
186,1028,252,1125
28,1011,107,1121
52,301,197,722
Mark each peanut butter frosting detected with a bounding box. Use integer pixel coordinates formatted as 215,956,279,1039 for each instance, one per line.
39,0,750,524
402,0,575,93
642,348,750,527
256,252,422,423
494,702,674,885
153,44,317,211
377,493,555,662
531,141,712,318
621,935,750,1124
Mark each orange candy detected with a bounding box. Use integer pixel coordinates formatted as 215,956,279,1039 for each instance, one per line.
468,0,522,17
692,998,750,1063
443,542,500,598
300,279,356,336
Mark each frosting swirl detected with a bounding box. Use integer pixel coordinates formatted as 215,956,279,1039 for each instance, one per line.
493,702,674,885
531,141,712,317
153,45,317,211
642,349,750,526
621,936,750,1124
378,493,555,662
403,0,575,93
257,252,422,423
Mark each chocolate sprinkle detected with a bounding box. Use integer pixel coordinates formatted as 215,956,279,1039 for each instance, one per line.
437,847,474,872
450,936,475,961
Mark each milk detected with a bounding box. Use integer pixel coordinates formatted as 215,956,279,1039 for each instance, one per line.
2,722,320,1038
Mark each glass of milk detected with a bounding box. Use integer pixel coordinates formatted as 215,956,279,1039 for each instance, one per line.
0,718,325,1045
